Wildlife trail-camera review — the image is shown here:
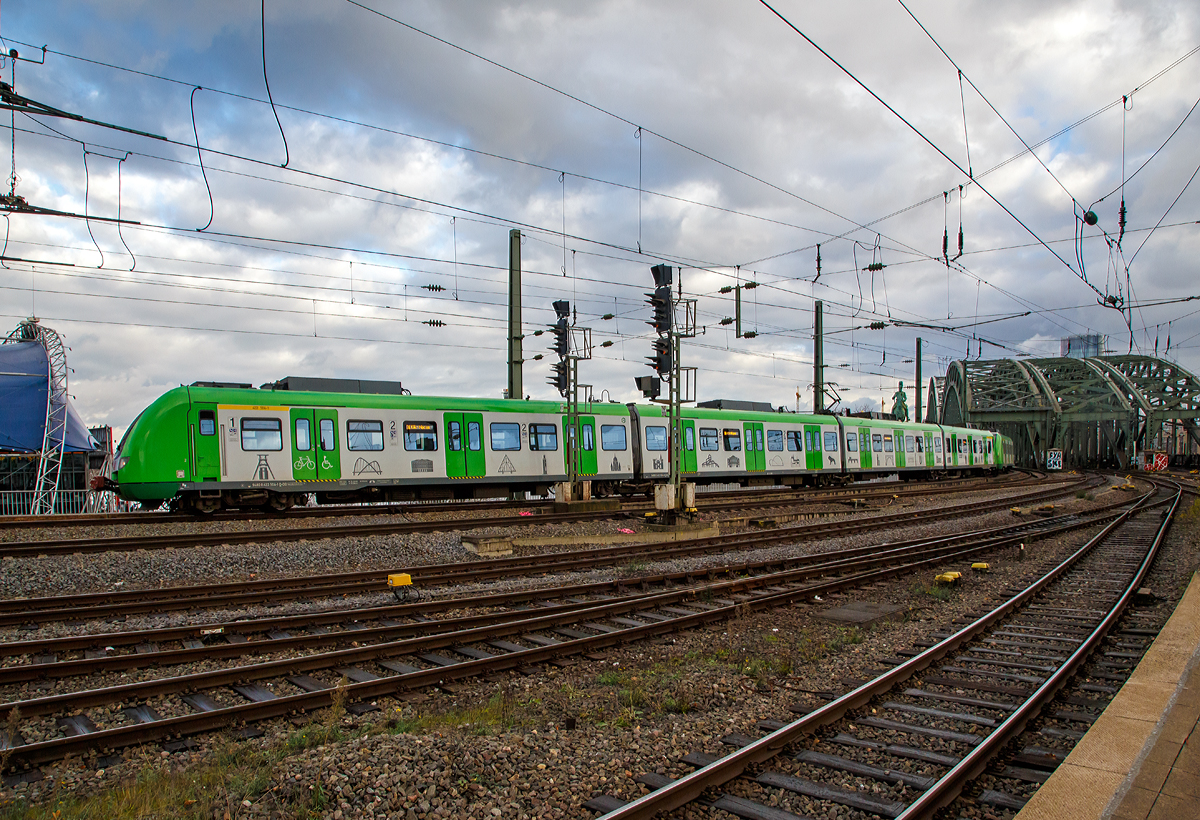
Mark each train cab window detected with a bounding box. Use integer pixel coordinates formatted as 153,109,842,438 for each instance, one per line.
401,421,436,452
845,433,858,452
601,425,627,451
529,423,558,451
883,436,894,453
467,422,482,451
787,431,802,451
766,429,783,451
349,420,385,451
490,423,521,451
320,419,336,451
448,421,462,452
295,418,312,451
906,436,915,453
199,410,216,436
700,428,720,451
685,426,695,452
872,434,883,452
582,425,594,452
241,418,283,451
934,437,942,452
646,426,668,451
723,429,742,451
824,432,839,452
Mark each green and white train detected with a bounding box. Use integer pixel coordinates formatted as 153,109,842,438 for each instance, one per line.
109,383,1015,512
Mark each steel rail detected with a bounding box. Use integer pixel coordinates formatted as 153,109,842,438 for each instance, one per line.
0,505,1123,682
0,473,1065,558
0,476,1093,625
0,501,1120,769
591,485,1161,820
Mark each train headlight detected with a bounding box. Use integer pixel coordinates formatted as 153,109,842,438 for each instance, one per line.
118,457,129,470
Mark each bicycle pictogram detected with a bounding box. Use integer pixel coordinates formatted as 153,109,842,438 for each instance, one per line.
294,454,315,471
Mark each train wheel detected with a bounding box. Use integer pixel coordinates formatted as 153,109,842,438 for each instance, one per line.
265,493,293,512
192,496,221,515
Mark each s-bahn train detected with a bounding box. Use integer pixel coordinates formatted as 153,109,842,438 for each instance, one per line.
109,383,1015,513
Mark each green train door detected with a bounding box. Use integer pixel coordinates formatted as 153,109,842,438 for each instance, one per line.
290,408,317,481
742,422,765,471
187,404,221,480
562,415,598,477
949,433,958,467
444,412,486,478
924,432,935,467
315,408,341,480
858,426,872,470
680,420,697,474
894,430,907,469
804,425,822,471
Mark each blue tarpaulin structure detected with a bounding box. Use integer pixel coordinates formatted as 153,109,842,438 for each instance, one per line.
0,341,97,453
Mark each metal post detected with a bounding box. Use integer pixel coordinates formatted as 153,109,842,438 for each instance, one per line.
568,357,578,486
671,330,682,505
507,229,522,400
915,337,923,423
813,300,824,414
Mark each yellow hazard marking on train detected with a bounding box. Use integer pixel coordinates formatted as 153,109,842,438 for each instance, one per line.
218,404,289,412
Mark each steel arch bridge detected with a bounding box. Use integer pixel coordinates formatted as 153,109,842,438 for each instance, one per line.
937,355,1200,469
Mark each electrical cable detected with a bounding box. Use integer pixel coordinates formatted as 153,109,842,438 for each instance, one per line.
261,0,289,168
189,86,213,231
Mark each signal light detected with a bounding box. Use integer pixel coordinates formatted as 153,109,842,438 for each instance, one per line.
549,318,569,357
646,336,673,376
548,359,570,397
646,285,673,334
634,375,661,399
650,263,673,288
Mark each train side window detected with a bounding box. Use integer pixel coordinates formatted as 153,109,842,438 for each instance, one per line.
467,422,482,451
787,431,802,451
241,418,283,451
529,423,559,451
320,419,336,451
448,421,462,451
699,428,720,451
824,432,839,451
766,429,783,451
915,436,924,453
906,436,915,453
987,440,993,454
845,433,858,452
349,420,385,451
600,425,627,451
295,418,312,451
685,426,695,451
402,421,436,452
805,430,817,451
582,424,594,452
199,410,216,436
723,429,741,451
883,436,894,453
646,426,668,451
872,434,883,452
490,423,520,451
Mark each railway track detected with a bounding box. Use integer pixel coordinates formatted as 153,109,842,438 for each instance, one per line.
0,479,1134,777
0,474,1096,626
0,473,1035,532
582,480,1180,820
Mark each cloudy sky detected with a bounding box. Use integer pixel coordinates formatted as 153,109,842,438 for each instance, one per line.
2,0,1198,438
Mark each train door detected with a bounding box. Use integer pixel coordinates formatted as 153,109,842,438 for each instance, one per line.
561,415,598,476
680,420,697,474
894,430,907,469
445,413,486,478
858,426,872,470
804,425,822,471
187,404,221,480
949,433,958,467
924,432,935,468
290,409,317,481
314,408,341,480
742,422,764,471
